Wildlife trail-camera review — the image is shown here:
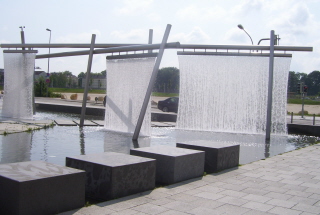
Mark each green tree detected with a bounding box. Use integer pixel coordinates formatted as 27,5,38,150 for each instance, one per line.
34,76,48,97
154,67,179,93
305,70,320,95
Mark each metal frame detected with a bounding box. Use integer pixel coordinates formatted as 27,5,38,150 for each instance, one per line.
0,27,314,140
106,53,158,60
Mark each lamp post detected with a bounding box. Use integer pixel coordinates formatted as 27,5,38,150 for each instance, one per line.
46,28,51,96
237,24,254,45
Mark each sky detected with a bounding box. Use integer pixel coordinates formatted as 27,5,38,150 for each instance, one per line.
1,0,320,76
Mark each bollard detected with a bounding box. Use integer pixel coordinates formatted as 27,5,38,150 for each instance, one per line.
313,114,316,125
291,112,293,123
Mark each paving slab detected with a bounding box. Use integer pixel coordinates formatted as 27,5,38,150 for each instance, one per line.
54,119,77,126
73,120,99,126
92,120,104,126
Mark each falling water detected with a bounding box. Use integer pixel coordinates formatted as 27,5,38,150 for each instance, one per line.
176,55,291,135
2,53,36,119
104,57,156,136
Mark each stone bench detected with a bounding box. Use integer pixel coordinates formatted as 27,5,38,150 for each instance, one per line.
177,141,240,173
66,152,156,201
0,160,85,215
130,146,205,185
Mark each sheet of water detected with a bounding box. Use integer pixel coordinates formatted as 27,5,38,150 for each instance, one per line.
177,55,291,135
2,53,35,119
104,57,156,136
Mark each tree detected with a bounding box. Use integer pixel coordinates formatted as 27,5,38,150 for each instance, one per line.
305,71,320,96
154,67,179,93
34,76,48,97
288,71,300,93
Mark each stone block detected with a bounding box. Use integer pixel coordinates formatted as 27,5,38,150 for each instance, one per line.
0,160,85,215
176,141,240,173
66,152,156,201
130,146,204,185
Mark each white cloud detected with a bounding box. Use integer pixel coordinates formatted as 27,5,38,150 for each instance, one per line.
223,27,250,44
232,0,264,17
176,4,226,21
115,0,154,15
110,29,148,42
55,30,102,43
171,27,211,43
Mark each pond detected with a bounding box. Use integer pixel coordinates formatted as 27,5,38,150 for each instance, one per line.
0,110,319,166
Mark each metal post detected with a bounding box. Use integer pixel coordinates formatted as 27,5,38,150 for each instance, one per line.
46,29,51,97
313,114,315,125
80,34,96,127
148,29,153,53
265,30,275,141
20,31,25,50
132,24,172,140
301,92,305,119
291,112,293,123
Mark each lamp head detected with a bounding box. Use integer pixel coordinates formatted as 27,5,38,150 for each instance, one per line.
19,26,25,31
237,24,244,30
46,28,51,31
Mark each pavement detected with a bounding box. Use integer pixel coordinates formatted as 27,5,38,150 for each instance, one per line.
58,143,320,215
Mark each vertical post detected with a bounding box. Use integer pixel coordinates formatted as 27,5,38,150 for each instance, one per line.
291,112,293,123
132,24,172,140
80,34,96,127
313,114,315,125
265,30,275,141
20,30,25,50
148,29,153,53
301,92,305,119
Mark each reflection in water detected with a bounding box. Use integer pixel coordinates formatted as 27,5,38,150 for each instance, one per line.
103,130,150,154
1,132,32,163
79,128,85,155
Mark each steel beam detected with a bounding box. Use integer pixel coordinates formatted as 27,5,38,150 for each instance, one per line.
265,31,275,141
35,42,180,59
1,43,141,48
132,24,172,140
177,51,292,58
80,34,96,127
106,53,158,60
3,50,38,53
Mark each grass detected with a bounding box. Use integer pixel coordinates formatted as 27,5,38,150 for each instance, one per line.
288,98,320,105
151,92,179,97
49,88,106,94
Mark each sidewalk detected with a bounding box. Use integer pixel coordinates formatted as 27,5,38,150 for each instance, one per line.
59,144,320,215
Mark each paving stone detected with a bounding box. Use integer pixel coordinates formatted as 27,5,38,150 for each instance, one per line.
243,194,272,203
292,203,320,214
288,196,319,205
132,203,169,214
214,204,251,214
217,196,249,206
194,191,225,201
109,208,140,215
266,199,297,208
264,191,294,200
188,206,221,215
166,193,203,203
157,210,189,215
268,206,303,215
162,200,200,213
242,201,275,212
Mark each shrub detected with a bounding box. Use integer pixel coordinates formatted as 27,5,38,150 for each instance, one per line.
298,110,309,115
70,94,78,100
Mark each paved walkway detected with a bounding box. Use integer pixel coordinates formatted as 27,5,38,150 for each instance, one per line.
59,144,320,215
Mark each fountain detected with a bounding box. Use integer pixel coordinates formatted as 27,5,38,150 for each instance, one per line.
176,55,291,135
2,52,36,119
104,57,156,136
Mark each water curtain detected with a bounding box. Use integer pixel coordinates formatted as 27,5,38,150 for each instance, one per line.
104,57,156,136
176,55,291,135
2,53,36,119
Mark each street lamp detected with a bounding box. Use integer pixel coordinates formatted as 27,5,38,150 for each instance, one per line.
237,24,254,45
46,28,51,96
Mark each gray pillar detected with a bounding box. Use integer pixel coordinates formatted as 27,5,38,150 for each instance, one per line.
148,29,153,53
132,24,172,140
80,34,96,127
265,30,275,141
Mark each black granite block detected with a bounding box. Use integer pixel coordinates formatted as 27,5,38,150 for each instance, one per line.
130,146,205,185
66,152,156,201
0,160,85,215
177,141,240,173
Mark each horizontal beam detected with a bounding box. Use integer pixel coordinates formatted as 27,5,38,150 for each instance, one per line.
36,42,180,59
177,51,292,58
3,50,38,53
106,53,158,60
0,43,141,48
179,44,313,52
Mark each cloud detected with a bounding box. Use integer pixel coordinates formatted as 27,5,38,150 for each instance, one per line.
223,27,250,44
110,29,148,42
176,4,226,21
115,0,154,15
171,27,211,43
232,0,264,16
55,30,102,43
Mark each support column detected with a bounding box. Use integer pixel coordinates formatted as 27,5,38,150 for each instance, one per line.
132,24,172,140
265,30,275,141
80,34,96,127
